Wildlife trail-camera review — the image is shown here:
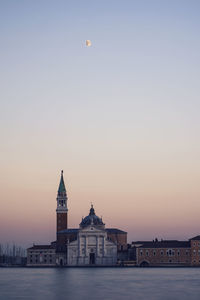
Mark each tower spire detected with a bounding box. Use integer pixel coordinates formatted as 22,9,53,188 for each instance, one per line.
56,170,68,232
58,170,67,197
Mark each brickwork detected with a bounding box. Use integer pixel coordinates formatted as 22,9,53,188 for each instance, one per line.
107,232,127,251
57,212,68,232
56,232,77,252
191,239,200,266
137,247,191,266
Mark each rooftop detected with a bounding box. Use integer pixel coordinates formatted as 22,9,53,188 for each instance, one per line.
80,205,105,228
57,228,127,234
27,245,56,250
132,240,190,248
57,228,78,234
106,228,127,234
189,235,200,241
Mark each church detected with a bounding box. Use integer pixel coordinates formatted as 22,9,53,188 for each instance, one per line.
27,171,200,267
27,171,127,266
65,205,117,265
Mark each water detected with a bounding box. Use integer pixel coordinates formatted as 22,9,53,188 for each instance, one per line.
0,267,200,300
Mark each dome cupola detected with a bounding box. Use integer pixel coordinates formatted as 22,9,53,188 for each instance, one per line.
80,204,105,229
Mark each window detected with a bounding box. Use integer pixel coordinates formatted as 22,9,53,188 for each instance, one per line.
82,248,85,254
50,260,52,263
140,250,143,256
167,249,174,256
169,259,172,263
186,250,189,255
193,250,196,255
177,250,180,256
160,250,164,256
193,243,196,246
30,259,32,263
153,250,156,256
44,259,47,263
146,250,149,256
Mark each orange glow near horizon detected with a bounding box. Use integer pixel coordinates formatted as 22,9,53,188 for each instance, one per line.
1,164,200,247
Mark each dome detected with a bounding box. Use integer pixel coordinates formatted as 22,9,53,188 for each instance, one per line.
80,205,105,228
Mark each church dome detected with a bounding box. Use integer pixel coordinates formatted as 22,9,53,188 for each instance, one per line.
80,205,105,228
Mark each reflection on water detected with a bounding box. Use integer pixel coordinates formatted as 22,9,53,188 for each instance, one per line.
0,267,200,300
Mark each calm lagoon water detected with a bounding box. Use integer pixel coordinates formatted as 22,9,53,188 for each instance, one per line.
0,267,200,300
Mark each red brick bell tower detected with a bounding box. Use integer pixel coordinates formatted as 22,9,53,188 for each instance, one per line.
56,170,68,233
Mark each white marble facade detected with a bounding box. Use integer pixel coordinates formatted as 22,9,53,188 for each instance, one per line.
67,225,117,266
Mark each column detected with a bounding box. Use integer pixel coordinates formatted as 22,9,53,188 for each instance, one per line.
103,237,106,256
78,235,81,257
96,236,99,257
85,236,88,257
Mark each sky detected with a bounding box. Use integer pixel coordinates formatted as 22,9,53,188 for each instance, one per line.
0,0,200,247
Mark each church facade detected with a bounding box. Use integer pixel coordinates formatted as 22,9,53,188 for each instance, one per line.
67,209,117,266
27,171,126,266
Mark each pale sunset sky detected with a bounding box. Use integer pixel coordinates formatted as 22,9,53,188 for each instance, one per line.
0,0,200,247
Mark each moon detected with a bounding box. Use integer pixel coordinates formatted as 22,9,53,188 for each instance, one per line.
86,40,92,47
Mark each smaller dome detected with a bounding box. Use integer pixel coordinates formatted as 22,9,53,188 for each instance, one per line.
80,205,105,228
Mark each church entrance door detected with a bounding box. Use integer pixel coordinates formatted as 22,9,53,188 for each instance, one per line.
89,253,95,265
60,259,63,266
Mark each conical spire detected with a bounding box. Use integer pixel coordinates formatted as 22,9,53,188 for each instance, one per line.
58,170,67,197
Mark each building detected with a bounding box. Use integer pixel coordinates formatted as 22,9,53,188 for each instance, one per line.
27,171,127,266
190,236,200,266
27,244,56,266
67,205,117,265
129,236,200,267
27,171,200,267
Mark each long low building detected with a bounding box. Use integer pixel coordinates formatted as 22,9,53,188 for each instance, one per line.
130,236,200,267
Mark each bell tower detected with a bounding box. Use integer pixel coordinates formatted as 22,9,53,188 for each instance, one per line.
56,170,68,233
